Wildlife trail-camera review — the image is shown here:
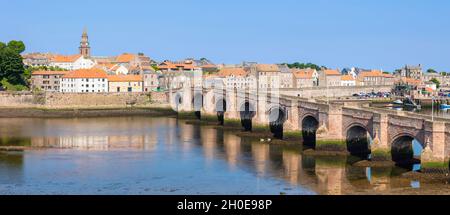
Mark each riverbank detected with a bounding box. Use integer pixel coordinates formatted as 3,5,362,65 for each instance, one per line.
0,105,177,118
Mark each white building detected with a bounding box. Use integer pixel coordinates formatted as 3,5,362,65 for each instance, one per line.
50,54,96,70
60,68,108,93
218,67,257,89
341,75,356,86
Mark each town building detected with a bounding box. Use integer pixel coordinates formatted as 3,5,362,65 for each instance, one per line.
31,70,69,92
60,68,108,93
50,54,96,70
279,64,293,88
218,67,257,89
22,53,54,67
292,69,319,88
107,75,143,92
357,70,395,86
340,75,356,86
252,64,280,89
396,64,423,80
143,70,161,92
318,69,342,87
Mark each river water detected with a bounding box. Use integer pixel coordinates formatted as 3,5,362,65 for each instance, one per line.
0,117,448,195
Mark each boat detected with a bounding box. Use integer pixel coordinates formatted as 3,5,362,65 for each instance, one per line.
403,98,422,110
440,104,450,109
392,99,403,105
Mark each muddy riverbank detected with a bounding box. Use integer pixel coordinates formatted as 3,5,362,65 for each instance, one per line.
0,106,177,118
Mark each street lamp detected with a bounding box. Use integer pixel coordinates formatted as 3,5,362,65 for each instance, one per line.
432,95,435,122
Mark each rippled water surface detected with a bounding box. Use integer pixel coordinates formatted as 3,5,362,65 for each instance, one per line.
0,117,448,195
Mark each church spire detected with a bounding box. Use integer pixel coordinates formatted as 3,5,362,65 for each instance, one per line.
79,28,91,58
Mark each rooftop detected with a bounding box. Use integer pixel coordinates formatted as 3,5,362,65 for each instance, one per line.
62,68,108,79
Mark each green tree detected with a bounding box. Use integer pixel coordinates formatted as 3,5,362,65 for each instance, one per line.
430,78,441,88
7,40,25,54
0,40,28,90
427,68,437,73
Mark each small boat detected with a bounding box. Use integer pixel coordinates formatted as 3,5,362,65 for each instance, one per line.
392,99,403,105
440,104,450,109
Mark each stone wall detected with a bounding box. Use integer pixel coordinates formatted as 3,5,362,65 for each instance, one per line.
0,91,169,108
0,92,36,107
281,85,393,98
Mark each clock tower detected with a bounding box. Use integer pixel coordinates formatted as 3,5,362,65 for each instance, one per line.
79,28,91,58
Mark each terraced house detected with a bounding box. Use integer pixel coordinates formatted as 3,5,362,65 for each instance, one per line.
107,75,143,92
31,70,69,92
60,68,108,93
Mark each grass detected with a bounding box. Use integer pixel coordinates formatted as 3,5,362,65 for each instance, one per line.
371,149,392,161
224,119,241,127
177,111,198,119
422,161,450,169
315,140,347,151
201,114,218,122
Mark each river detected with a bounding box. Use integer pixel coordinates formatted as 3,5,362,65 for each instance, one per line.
0,116,448,195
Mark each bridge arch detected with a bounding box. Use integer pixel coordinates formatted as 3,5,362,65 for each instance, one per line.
345,123,373,160
192,93,203,120
301,115,319,148
215,97,227,126
391,133,426,170
239,101,256,132
173,93,183,112
268,106,287,139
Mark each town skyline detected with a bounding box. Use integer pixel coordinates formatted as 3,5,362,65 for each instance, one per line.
2,0,450,72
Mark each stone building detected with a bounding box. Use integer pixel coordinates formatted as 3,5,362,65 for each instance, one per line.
107,75,143,92
292,69,318,88
278,64,293,88
31,70,69,92
252,64,280,89
143,70,161,92
396,64,423,80
358,70,395,86
22,53,53,67
318,69,342,87
217,67,257,89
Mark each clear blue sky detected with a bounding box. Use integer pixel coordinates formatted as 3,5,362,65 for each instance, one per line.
1,0,449,72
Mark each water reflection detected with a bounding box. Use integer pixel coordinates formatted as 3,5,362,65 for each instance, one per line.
0,117,448,195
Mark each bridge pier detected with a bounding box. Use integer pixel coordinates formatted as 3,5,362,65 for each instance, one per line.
371,113,392,161
223,88,241,127
201,88,221,122
315,103,346,152
422,121,449,172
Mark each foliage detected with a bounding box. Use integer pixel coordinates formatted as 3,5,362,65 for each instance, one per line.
0,78,29,91
151,64,159,71
430,78,440,88
427,68,437,73
0,40,28,90
7,41,26,54
284,62,326,70
27,65,67,71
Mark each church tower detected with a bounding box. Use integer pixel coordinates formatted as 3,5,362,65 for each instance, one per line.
79,28,91,58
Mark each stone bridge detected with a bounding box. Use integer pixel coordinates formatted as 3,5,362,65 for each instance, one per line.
169,87,450,171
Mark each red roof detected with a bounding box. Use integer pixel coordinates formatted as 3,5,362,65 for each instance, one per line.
62,69,108,79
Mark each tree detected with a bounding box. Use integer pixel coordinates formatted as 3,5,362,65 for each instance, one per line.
286,62,323,71
427,68,437,73
7,40,25,54
430,78,441,88
0,40,28,90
